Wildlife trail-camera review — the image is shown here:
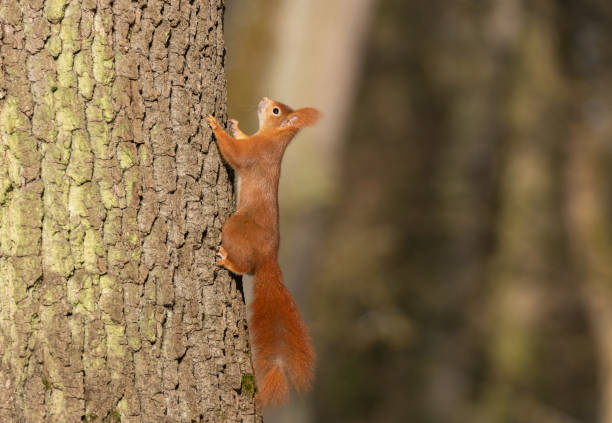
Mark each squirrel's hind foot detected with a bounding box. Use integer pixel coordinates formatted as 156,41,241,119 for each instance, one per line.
216,246,248,275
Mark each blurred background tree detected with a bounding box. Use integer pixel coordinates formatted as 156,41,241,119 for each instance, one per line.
225,0,612,422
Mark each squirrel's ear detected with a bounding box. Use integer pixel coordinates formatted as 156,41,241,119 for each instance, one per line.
281,108,321,128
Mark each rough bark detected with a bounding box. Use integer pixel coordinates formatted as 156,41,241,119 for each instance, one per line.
0,0,260,421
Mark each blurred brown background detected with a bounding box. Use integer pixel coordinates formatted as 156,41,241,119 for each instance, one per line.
224,1,612,422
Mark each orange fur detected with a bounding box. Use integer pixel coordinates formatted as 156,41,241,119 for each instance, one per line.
206,97,320,406
251,260,314,404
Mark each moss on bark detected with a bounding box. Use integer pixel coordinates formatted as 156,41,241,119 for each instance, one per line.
0,0,260,421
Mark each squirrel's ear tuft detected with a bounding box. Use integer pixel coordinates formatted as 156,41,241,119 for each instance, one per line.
281,108,321,128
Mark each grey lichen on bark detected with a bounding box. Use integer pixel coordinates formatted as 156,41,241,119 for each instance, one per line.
0,0,261,421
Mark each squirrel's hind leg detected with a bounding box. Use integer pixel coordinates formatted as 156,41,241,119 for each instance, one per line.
217,214,256,275
216,246,250,275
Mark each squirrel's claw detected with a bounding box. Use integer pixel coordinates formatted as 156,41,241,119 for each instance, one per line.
228,119,240,137
216,246,228,263
205,115,219,129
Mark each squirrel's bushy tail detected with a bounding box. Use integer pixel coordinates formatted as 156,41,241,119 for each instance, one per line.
251,259,315,406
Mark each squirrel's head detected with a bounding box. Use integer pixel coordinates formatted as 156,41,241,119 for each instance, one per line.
257,97,321,132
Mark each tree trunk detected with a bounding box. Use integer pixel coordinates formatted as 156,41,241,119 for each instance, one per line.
567,117,612,423
480,2,569,421
0,0,260,421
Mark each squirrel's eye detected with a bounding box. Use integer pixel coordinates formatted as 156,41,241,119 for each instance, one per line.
272,107,280,115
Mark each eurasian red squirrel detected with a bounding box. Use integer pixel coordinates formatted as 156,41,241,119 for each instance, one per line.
206,97,321,406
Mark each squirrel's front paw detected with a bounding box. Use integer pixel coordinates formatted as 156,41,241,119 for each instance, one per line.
205,115,219,130
228,119,239,136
